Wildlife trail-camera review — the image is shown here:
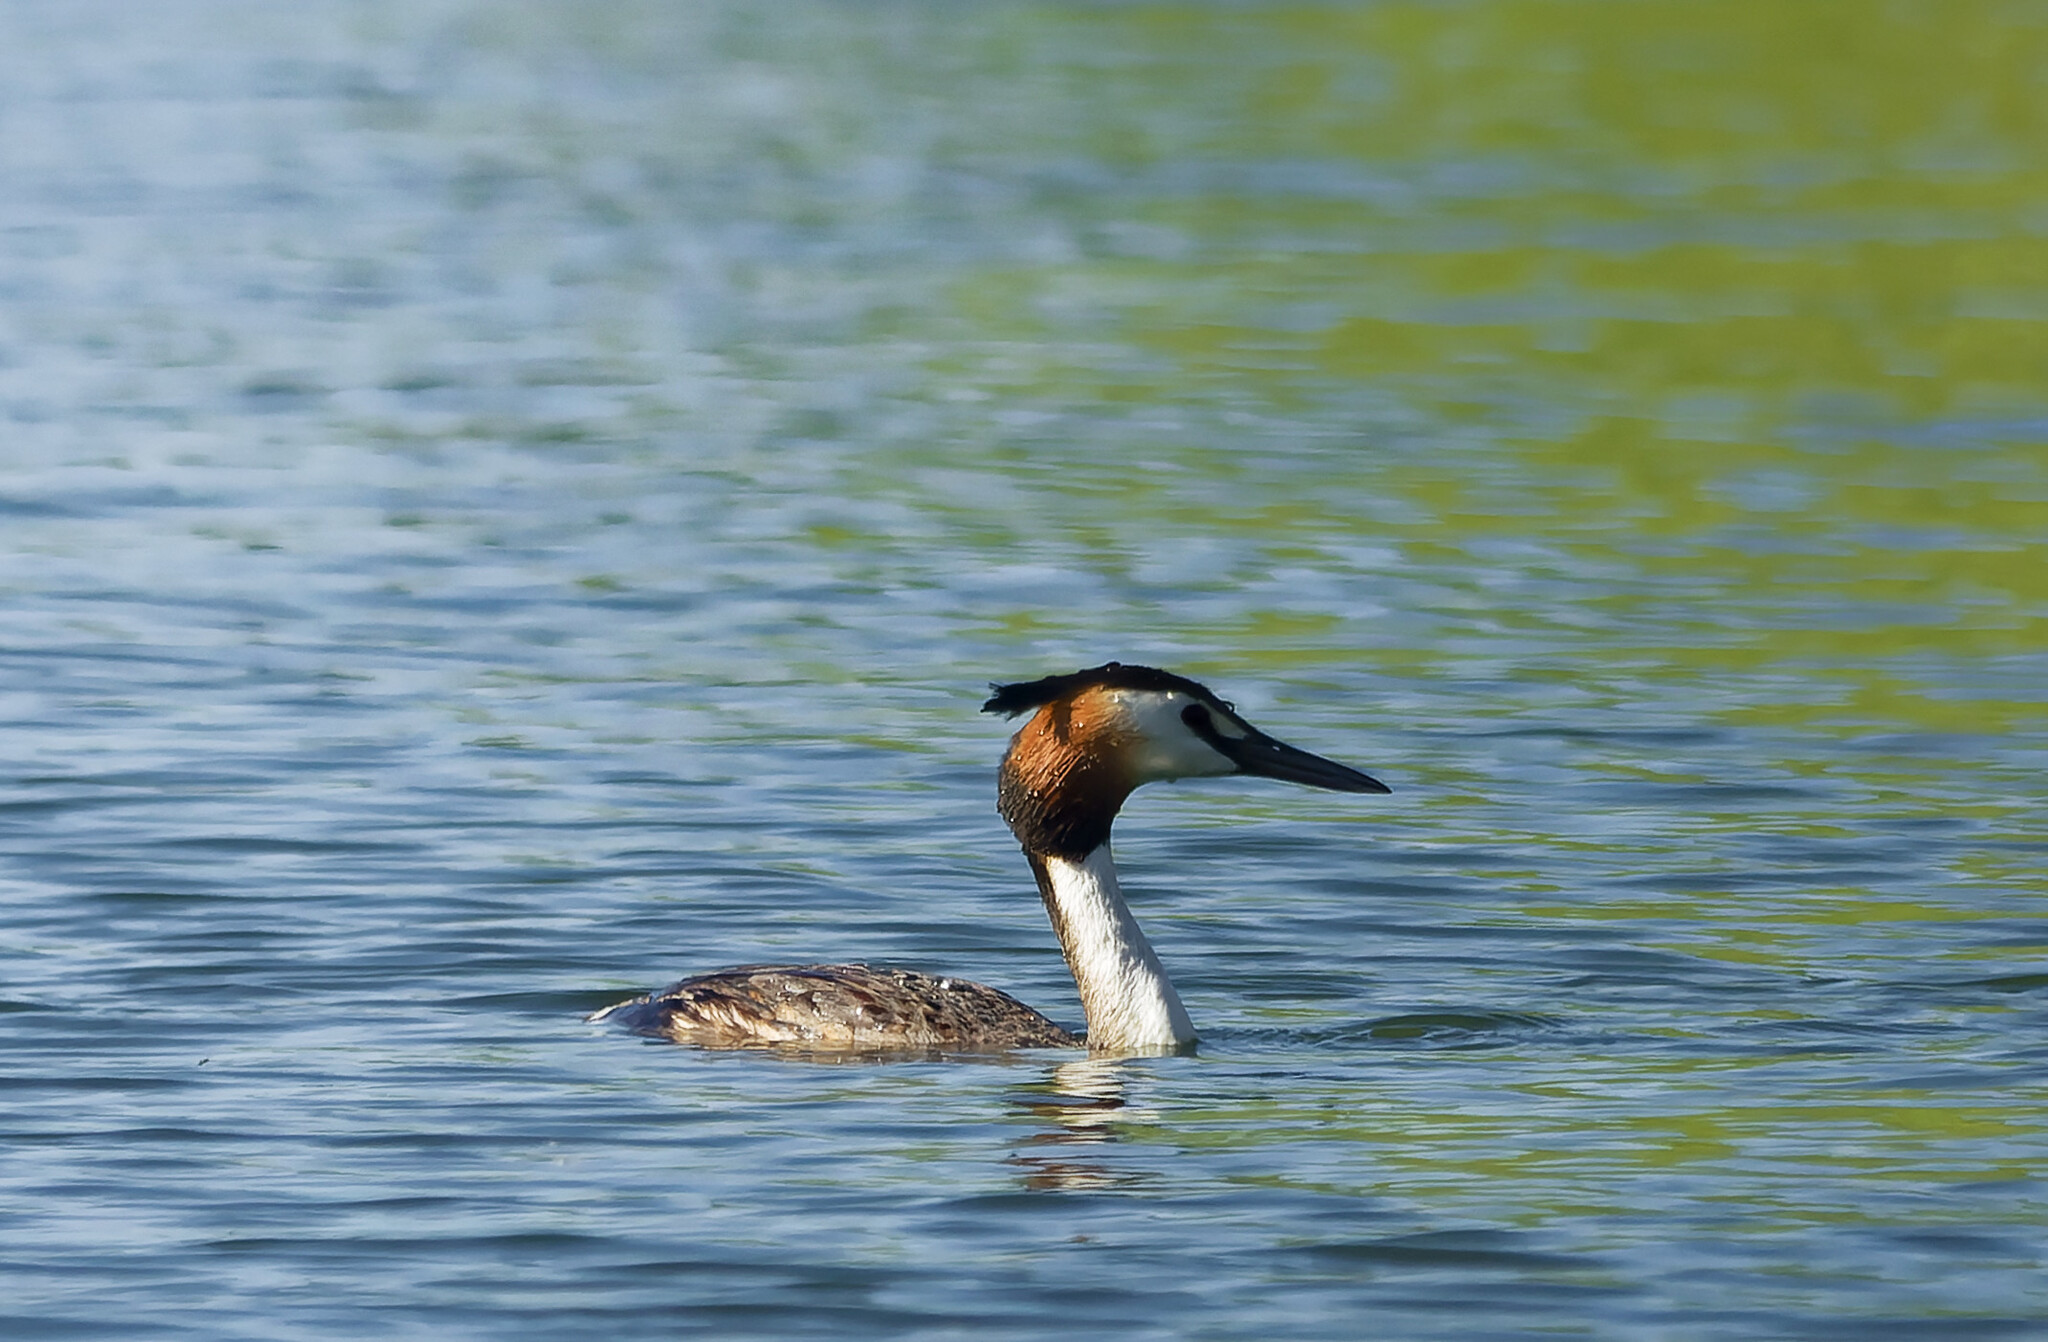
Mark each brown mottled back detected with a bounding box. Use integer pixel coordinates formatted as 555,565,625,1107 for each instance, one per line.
589,964,1080,1051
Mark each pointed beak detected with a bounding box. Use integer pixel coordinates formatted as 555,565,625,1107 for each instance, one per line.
1225,729,1391,794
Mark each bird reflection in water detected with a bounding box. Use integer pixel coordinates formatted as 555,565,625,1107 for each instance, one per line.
1006,1056,1158,1191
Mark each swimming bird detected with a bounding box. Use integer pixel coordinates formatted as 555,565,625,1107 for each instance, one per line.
590,662,1389,1054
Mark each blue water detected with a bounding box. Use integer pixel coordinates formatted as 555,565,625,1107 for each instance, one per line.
5,2,2047,1338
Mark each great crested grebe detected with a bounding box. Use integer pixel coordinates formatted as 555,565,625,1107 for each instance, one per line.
590,662,1389,1054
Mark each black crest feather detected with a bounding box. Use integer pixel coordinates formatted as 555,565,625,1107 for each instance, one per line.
981,662,1221,718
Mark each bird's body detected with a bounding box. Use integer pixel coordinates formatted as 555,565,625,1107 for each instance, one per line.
589,963,1078,1051
591,663,1388,1055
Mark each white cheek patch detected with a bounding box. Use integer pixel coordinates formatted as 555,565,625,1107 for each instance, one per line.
1106,690,1237,781
1205,708,1250,740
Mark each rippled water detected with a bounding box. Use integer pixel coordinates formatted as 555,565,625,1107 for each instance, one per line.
4,2,2046,1337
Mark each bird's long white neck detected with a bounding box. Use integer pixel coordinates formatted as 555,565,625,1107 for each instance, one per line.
1033,846,1196,1054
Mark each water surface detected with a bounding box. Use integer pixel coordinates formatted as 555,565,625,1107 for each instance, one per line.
3,2,2045,1337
